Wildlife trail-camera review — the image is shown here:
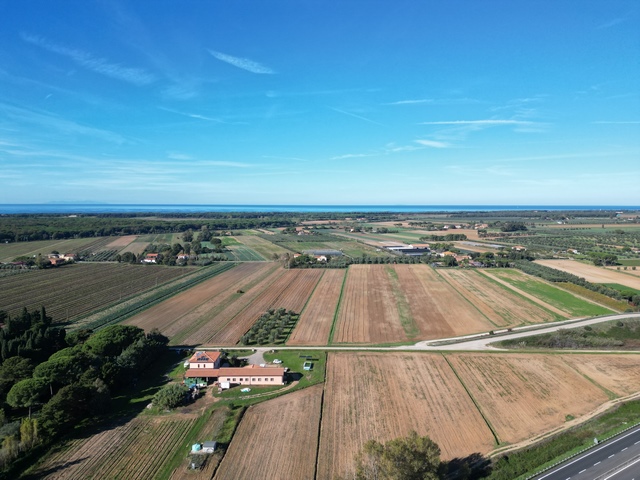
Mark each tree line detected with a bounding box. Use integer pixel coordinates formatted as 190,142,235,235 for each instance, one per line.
0,307,169,473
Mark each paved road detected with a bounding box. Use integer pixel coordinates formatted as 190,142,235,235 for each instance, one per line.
200,312,640,352
533,426,640,480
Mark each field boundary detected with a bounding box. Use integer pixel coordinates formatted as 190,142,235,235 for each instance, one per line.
77,263,238,331
386,266,419,338
477,270,566,321
558,356,618,401
328,268,349,344
434,268,502,328
442,354,501,446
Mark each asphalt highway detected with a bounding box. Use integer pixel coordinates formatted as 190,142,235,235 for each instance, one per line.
533,426,640,480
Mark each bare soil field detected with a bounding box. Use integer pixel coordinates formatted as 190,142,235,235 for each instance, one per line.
536,259,640,290
105,235,138,248
235,234,291,258
214,385,323,480
560,354,640,397
332,265,406,343
606,266,640,277
447,353,610,445
288,269,345,345
400,265,495,339
437,269,560,326
125,263,276,339
0,263,194,322
204,269,323,345
318,353,495,479
31,416,197,480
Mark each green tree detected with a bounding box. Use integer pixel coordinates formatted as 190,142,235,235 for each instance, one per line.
20,417,39,449
6,378,48,418
353,431,444,480
152,383,187,410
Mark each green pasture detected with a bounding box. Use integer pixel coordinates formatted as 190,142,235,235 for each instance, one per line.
490,269,613,317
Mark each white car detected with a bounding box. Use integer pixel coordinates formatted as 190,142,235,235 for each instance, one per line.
273,359,283,364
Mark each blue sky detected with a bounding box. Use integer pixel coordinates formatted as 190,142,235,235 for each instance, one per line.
0,1,638,205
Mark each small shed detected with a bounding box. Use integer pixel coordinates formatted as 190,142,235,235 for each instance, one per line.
202,441,217,453
303,361,313,371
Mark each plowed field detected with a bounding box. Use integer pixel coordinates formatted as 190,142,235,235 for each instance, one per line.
214,385,323,480
125,263,277,340
317,353,495,479
32,416,197,480
447,353,610,444
204,269,323,345
106,235,138,248
536,259,640,290
332,265,406,343
393,265,496,339
288,269,345,345
438,269,561,325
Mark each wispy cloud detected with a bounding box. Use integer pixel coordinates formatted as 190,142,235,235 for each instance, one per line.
330,152,377,160
0,103,127,144
592,121,640,124
597,17,626,29
415,139,450,148
21,33,156,86
420,119,534,126
330,107,384,126
384,98,481,106
158,106,223,122
208,49,275,74
386,99,433,105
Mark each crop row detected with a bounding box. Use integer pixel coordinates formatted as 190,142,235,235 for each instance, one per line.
0,263,193,322
80,262,237,331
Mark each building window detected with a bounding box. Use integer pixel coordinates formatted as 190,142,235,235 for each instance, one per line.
232,378,236,382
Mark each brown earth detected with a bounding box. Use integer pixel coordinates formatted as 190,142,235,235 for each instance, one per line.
205,269,323,345
536,259,640,290
317,352,495,480
403,265,495,338
438,269,559,326
447,353,610,445
332,265,406,343
214,385,323,480
288,269,345,345
560,354,640,396
32,416,197,480
105,235,138,248
124,263,276,339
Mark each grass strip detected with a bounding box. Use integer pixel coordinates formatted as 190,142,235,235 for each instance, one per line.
328,267,349,344
386,266,419,338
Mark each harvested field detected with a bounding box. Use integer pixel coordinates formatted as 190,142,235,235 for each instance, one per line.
125,263,276,340
561,354,640,397
206,269,323,345
439,269,562,325
395,265,495,339
235,234,291,257
31,416,197,480
288,269,345,345
214,385,323,480
447,353,610,444
536,259,640,290
0,263,195,322
106,235,138,248
333,265,406,343
318,353,495,479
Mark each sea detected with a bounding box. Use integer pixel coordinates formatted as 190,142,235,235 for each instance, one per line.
0,204,638,214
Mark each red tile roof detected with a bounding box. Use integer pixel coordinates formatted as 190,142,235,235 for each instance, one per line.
188,351,222,364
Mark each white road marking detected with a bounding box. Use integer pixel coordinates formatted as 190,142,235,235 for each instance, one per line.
608,454,615,458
